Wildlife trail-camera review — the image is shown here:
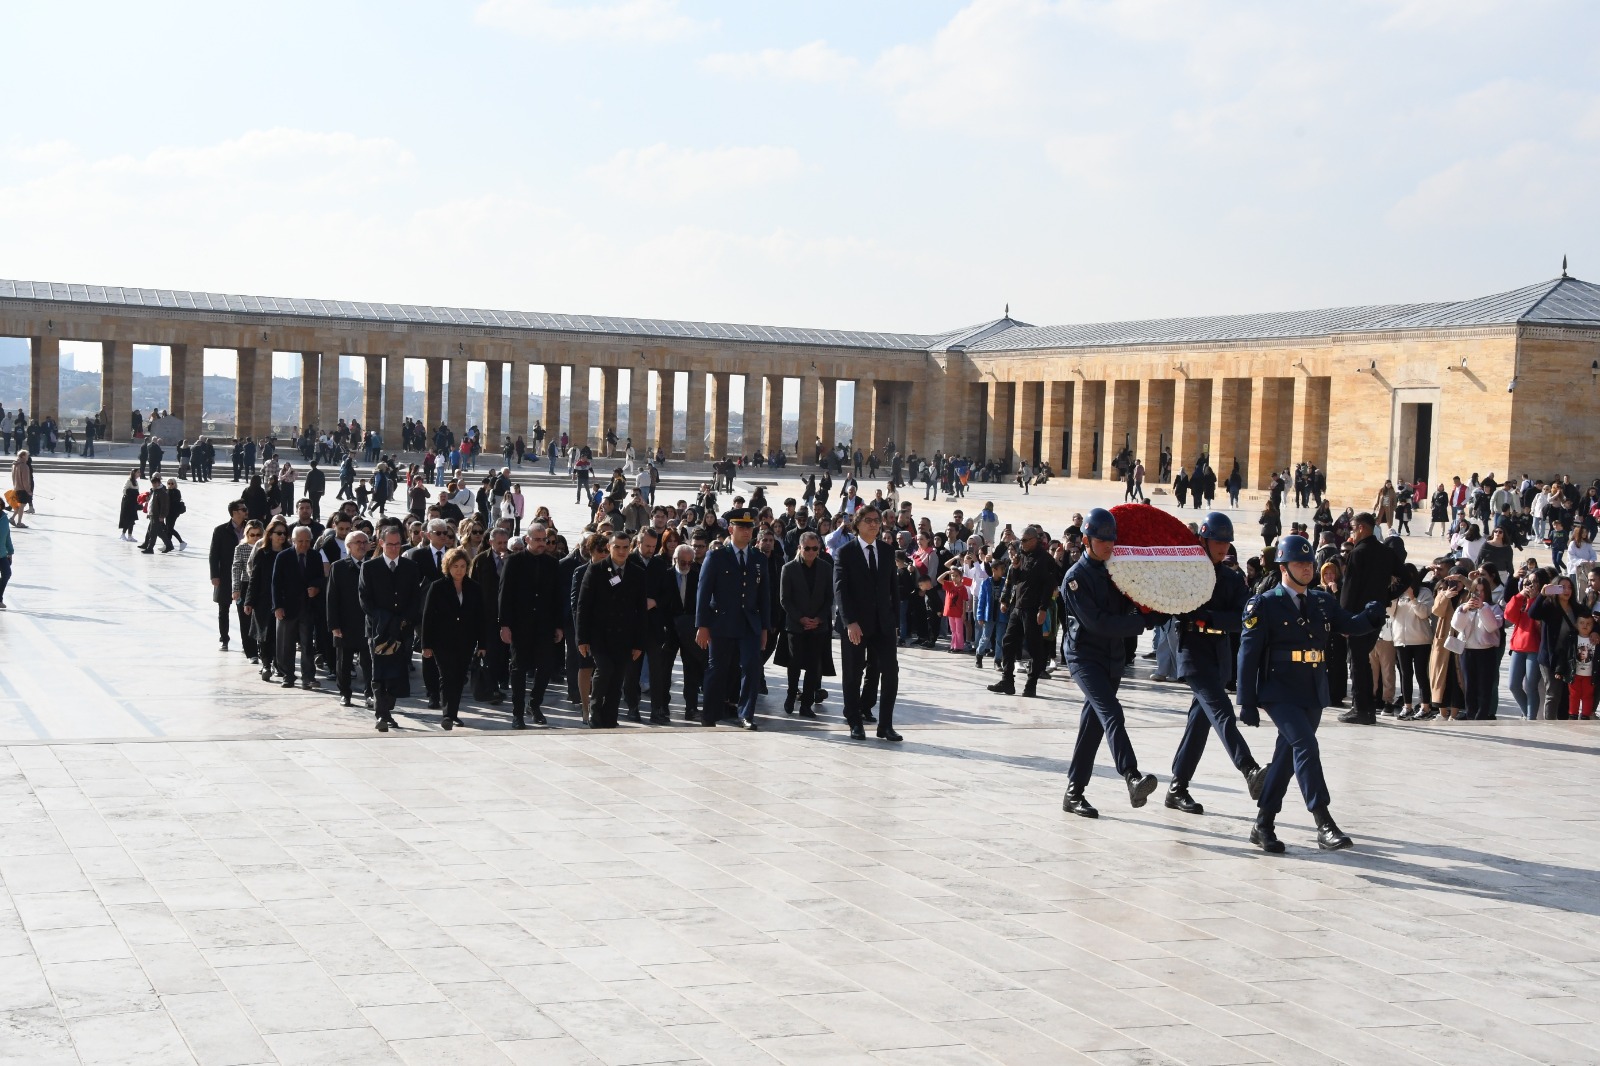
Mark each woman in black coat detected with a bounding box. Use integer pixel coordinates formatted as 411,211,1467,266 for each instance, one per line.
420,547,484,729
118,469,141,540
242,474,270,523
244,520,290,682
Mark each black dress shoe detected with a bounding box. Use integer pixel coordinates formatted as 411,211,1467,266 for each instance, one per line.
741,718,758,730
531,709,547,725
376,718,390,733
1316,816,1353,851
1062,788,1098,818
875,729,903,742
627,708,643,723
1337,709,1376,725
849,726,867,740
280,679,297,689
1250,822,1285,853
512,713,528,730
427,696,441,710
1020,682,1039,698
861,711,876,724
340,695,353,707
987,679,1015,694
1164,785,1203,814
1125,771,1158,808
219,640,229,652
441,716,454,731
784,700,796,715
1244,765,1267,802
814,690,829,701
798,706,817,719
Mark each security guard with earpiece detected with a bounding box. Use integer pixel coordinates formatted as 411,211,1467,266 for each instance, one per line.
1165,512,1266,815
1237,534,1386,853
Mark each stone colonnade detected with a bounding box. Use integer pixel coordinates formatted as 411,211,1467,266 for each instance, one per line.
5,314,933,459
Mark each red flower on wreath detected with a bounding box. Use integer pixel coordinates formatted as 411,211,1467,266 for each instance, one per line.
1108,503,1200,549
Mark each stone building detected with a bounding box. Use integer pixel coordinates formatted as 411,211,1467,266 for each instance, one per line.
4,273,1598,492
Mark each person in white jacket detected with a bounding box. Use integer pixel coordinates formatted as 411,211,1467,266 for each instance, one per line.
1393,572,1436,720
1451,574,1504,721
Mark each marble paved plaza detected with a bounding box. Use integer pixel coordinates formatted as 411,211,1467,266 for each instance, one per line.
2,468,1600,1065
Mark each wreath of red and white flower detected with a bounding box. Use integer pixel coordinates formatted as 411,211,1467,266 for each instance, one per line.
1105,503,1216,614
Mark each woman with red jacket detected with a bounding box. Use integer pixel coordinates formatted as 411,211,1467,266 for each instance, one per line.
1503,569,1546,720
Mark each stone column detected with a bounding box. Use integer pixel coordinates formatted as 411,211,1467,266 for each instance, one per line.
1247,378,1283,490
1071,379,1105,478
709,371,731,459
250,351,273,440
918,362,949,458
29,335,60,423
1041,381,1070,472
483,361,504,447
653,367,676,456
424,358,444,428
820,379,838,451
100,340,131,442
1211,378,1252,483
850,378,873,455
234,348,258,440
627,366,648,453
765,374,785,456
985,382,1014,470
319,352,341,429
1107,380,1139,478
1172,377,1207,472
1137,379,1175,478
739,373,763,458
685,369,708,461
364,355,383,435
508,360,530,443
1012,381,1041,468
1289,375,1331,473
170,343,204,439
446,355,469,432
798,375,820,461
383,353,404,449
541,364,562,442
569,365,591,450
299,352,320,432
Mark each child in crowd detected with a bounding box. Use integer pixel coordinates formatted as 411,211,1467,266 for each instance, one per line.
1562,611,1598,720
939,566,971,652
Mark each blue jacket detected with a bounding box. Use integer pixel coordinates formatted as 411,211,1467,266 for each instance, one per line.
1176,562,1248,682
696,544,771,638
1237,583,1380,715
0,510,11,558
974,576,998,623
1060,554,1148,664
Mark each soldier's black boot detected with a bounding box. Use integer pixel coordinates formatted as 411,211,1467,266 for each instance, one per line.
1125,770,1158,808
1020,678,1039,698
1250,814,1285,854
1062,785,1098,818
784,694,796,715
1243,764,1267,802
1164,783,1203,814
987,670,1016,695
512,709,528,730
1313,805,1353,851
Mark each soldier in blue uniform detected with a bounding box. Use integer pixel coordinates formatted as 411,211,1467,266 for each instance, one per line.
696,509,771,730
1237,534,1385,853
1165,512,1267,814
1059,508,1164,818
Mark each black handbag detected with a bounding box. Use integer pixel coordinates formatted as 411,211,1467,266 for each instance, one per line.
471,655,494,701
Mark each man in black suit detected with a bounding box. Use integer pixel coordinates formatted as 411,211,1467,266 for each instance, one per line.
498,522,565,727
661,541,705,720
780,531,833,718
834,505,902,741
272,526,326,690
326,529,372,707
576,531,647,729
359,525,424,731
624,528,673,723
472,528,511,709
403,519,454,708
208,500,248,650
303,458,326,521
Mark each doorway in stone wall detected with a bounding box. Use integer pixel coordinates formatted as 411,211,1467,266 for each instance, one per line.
1391,387,1440,487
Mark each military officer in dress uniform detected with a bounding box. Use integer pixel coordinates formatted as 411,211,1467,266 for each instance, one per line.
1237,534,1385,853
1059,508,1164,817
696,508,771,729
1165,512,1267,814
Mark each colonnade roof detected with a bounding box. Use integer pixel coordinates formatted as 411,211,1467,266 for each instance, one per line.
5,274,1599,356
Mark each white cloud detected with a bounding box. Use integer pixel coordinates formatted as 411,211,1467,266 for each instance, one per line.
585,144,802,202
1386,141,1581,229
701,40,858,83
472,0,710,42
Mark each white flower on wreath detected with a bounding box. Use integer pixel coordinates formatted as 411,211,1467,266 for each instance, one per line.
1106,545,1215,615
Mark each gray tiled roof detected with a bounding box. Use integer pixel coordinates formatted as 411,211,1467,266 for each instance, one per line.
5,275,1600,355
0,279,952,352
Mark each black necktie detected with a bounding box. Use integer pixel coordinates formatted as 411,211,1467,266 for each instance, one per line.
737,549,745,569
867,543,875,572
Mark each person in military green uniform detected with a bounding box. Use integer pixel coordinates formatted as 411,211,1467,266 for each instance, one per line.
1237,535,1386,853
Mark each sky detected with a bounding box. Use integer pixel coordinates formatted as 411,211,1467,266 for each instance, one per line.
3,0,1599,355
